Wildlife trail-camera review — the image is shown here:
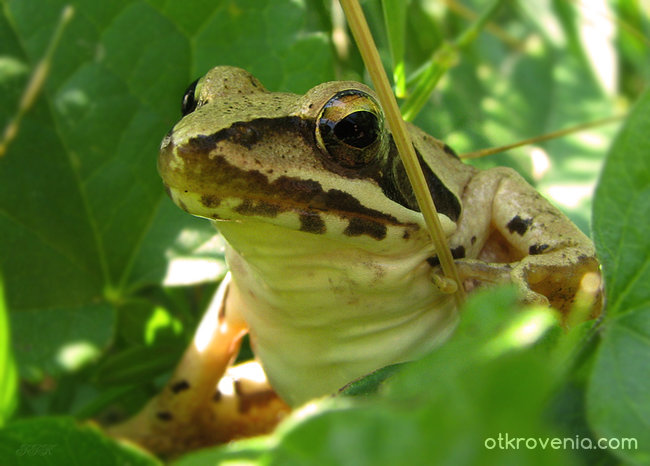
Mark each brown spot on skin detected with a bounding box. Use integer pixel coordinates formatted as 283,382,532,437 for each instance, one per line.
299,212,326,234
170,380,190,394
156,411,173,421
233,379,243,396
217,287,229,320
238,389,278,414
234,199,281,217
402,229,410,239
451,245,466,259
201,194,221,208
529,244,549,255
344,217,387,240
322,189,403,235
212,390,222,402
427,256,440,267
426,245,465,267
442,143,460,160
275,177,323,203
507,215,533,236
471,236,477,245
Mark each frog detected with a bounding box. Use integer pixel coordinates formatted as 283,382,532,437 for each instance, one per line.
108,66,600,456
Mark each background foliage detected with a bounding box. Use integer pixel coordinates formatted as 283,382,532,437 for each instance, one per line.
0,0,648,464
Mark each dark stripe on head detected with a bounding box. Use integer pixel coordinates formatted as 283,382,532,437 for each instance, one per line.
378,140,461,221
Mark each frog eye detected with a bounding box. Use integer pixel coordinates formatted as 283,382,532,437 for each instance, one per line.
316,90,383,168
181,78,200,116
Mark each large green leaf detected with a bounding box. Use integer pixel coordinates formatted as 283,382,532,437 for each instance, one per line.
588,90,650,464
0,0,335,379
0,417,160,465
592,90,650,316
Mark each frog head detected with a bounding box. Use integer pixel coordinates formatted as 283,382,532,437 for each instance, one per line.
159,66,464,250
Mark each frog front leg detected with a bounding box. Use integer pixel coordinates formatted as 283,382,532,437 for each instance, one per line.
451,167,601,312
107,274,289,457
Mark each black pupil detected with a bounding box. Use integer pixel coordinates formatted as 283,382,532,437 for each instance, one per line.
333,111,379,148
181,79,199,115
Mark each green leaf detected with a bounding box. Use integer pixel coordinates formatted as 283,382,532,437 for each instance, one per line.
587,310,650,465
0,271,17,426
191,0,335,92
614,0,650,97
0,417,160,465
94,343,182,387
0,0,335,382
588,89,650,464
339,363,403,397
172,436,270,466
593,90,650,316
11,304,112,379
382,0,407,95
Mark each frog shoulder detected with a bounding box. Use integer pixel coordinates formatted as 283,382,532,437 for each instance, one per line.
408,123,476,194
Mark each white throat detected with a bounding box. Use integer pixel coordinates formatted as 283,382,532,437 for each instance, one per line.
216,220,458,406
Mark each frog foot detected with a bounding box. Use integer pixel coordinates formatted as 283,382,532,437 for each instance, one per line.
453,258,552,307
510,253,601,313
107,360,289,458
453,255,601,314
106,275,290,458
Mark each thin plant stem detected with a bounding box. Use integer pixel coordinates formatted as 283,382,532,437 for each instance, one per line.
339,0,465,306
460,116,625,159
0,6,74,157
400,0,506,122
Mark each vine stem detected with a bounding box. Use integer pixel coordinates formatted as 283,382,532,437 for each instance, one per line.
339,0,465,306
0,5,74,157
460,116,625,159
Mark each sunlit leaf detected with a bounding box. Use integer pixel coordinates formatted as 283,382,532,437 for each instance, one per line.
0,272,17,426
589,89,650,464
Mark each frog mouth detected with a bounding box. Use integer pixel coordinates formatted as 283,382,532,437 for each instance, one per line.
158,139,423,242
